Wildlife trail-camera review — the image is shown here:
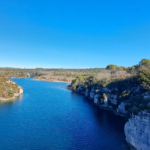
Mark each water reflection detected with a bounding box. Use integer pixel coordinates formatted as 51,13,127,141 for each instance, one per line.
0,94,23,110
17,94,23,101
0,100,14,105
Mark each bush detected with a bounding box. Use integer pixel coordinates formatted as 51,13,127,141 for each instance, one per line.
106,64,118,70
139,58,150,66
2,92,7,98
137,69,150,89
117,66,126,70
102,93,107,99
72,85,76,91
126,95,150,115
7,90,14,97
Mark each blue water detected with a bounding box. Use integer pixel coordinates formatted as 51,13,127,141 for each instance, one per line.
0,78,128,150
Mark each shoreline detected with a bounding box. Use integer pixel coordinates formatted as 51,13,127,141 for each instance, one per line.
71,90,126,117
34,78,71,83
88,96,125,117
10,77,29,79
0,86,23,102
0,93,23,102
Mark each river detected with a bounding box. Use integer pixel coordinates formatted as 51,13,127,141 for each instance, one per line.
0,77,128,150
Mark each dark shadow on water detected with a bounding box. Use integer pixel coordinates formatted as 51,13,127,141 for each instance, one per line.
70,92,129,150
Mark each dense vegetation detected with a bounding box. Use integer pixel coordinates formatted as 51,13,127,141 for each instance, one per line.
0,68,44,78
0,67,106,82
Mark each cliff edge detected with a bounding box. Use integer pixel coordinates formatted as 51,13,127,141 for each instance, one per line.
125,111,150,150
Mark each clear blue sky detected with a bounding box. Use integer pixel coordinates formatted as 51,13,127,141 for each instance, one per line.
0,0,150,68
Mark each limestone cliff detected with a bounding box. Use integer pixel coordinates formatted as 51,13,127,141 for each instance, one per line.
125,111,150,150
71,84,150,150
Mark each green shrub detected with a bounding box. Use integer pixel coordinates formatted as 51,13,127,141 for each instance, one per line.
71,79,76,85
137,69,150,89
106,64,118,70
139,58,150,66
7,90,14,97
117,66,126,70
126,95,150,115
102,93,107,99
72,85,76,91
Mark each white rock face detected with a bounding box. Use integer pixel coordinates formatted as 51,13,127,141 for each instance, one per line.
6,80,16,84
125,111,150,150
85,88,89,97
90,88,95,99
94,94,100,104
14,86,23,97
101,95,108,107
76,85,82,92
103,97,108,107
27,73,30,77
109,94,118,105
117,102,127,114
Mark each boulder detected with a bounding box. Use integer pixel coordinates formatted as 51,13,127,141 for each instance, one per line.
125,111,150,150
117,102,127,114
94,94,100,104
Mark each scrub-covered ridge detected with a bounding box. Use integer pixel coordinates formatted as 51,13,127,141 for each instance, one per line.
0,76,23,101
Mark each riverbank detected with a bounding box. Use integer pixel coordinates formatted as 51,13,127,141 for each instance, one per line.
0,86,23,102
34,78,71,83
74,90,125,117
0,76,23,102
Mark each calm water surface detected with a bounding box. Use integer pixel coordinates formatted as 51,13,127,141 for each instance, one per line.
0,78,128,150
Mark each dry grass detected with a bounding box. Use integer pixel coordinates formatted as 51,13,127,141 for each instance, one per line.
0,76,21,98
34,73,74,82
96,70,131,81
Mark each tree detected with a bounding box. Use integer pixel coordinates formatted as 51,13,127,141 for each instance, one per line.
72,85,76,91
137,69,150,89
139,59,150,66
118,66,126,70
106,64,118,70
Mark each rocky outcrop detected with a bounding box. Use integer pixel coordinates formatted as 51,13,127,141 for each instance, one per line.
117,102,127,114
94,94,100,104
90,88,95,99
13,86,23,97
0,77,23,101
85,88,89,97
102,94,108,107
109,94,118,105
125,111,150,150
